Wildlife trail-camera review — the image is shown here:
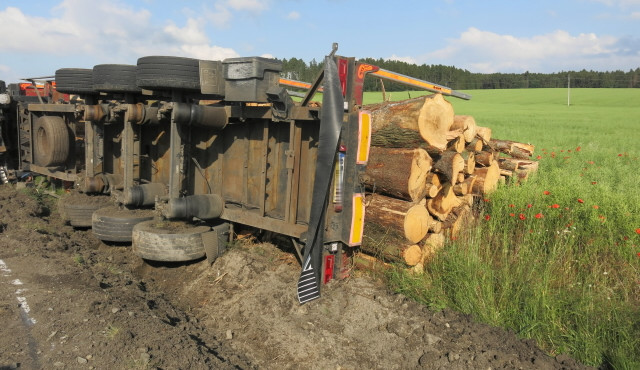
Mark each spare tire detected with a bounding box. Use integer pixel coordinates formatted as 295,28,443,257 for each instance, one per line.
93,64,140,93
132,220,209,261
33,115,70,167
55,68,95,94
136,56,201,91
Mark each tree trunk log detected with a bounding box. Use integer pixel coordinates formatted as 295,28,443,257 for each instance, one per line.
432,151,465,185
471,161,500,195
417,93,455,151
425,172,441,198
427,184,462,221
453,175,477,196
362,147,432,202
475,126,492,144
451,115,477,143
489,139,534,159
461,151,476,174
466,138,483,152
475,151,495,167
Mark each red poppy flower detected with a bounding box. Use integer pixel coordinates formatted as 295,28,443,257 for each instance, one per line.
636,228,640,234
535,213,543,219
577,199,584,203
591,181,597,185
576,146,581,152
551,204,560,209
483,198,490,202
484,214,491,221
509,204,515,208
637,252,640,258
543,190,550,195
527,204,533,208
519,214,526,220
618,154,623,157
536,155,542,160
599,215,605,219
509,213,515,217
593,205,599,209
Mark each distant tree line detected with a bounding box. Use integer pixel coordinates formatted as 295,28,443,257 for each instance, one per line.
279,57,640,90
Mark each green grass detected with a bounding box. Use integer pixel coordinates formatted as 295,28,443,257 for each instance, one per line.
373,88,640,368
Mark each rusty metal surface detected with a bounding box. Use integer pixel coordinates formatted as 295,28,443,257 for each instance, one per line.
26,103,76,113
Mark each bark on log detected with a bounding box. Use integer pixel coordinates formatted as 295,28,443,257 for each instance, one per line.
367,95,451,153
471,161,500,195
489,139,534,159
475,151,495,167
417,93,455,151
461,151,476,175
466,138,483,153
362,147,432,202
451,115,478,143
432,151,465,185
364,194,435,244
443,204,473,240
447,133,466,153
498,158,519,171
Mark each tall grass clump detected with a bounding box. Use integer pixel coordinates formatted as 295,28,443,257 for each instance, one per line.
383,89,640,368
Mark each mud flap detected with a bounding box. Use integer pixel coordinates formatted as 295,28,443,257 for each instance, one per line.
296,53,343,304
202,223,230,265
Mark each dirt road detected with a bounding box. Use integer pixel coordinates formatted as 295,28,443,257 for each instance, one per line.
0,185,591,369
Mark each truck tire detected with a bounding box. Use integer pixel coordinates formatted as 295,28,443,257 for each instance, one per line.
92,206,155,243
136,56,201,91
132,220,210,262
55,68,95,94
92,64,140,93
59,193,112,228
33,115,70,167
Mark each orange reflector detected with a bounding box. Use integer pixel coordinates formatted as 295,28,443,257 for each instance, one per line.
348,193,365,246
357,111,371,165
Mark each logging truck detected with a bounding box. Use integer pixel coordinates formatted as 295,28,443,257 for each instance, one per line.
0,44,540,303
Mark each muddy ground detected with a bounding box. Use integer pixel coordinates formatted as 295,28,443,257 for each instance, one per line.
0,184,593,369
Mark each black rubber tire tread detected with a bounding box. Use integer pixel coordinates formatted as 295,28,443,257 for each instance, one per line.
92,206,155,242
136,56,201,91
132,220,210,261
55,68,95,94
65,203,104,228
92,64,140,93
33,115,70,167
61,193,113,228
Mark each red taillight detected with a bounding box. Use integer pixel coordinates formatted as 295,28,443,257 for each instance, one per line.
323,255,335,284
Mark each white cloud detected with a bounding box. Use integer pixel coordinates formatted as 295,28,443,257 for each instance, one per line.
0,0,240,71
387,55,418,64
416,27,639,72
286,11,300,20
226,0,269,12
180,44,239,60
164,18,209,45
205,3,233,28
631,11,640,18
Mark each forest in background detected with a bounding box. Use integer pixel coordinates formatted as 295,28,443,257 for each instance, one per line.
280,57,640,91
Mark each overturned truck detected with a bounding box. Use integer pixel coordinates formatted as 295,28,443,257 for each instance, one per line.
0,45,470,303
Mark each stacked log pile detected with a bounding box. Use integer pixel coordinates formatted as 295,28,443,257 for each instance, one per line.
359,94,538,273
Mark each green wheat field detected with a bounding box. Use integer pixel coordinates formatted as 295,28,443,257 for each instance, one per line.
363,88,640,369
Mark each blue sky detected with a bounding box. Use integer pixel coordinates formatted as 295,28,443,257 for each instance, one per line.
1,0,639,83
